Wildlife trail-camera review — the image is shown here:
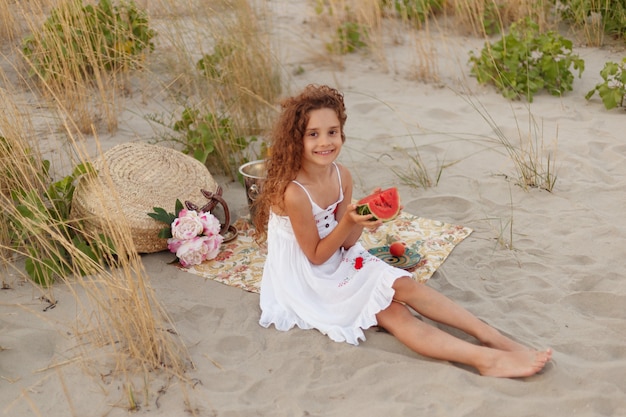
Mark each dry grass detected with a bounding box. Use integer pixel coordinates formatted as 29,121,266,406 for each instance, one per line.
15,0,140,133
460,91,558,192
1,8,190,411
446,0,552,37
200,0,282,135
0,77,190,411
554,0,620,47
407,18,441,83
0,0,286,411
312,0,444,81
0,76,45,285
0,0,19,42
313,0,388,67
141,0,282,176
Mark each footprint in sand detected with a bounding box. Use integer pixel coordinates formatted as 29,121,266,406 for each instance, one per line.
405,195,472,221
560,292,626,320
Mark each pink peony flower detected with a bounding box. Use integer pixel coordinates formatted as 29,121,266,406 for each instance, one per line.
175,236,206,267
175,235,224,267
166,237,185,253
171,209,203,240
200,233,223,261
198,211,221,237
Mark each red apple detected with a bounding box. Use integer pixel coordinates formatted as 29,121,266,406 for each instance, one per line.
389,241,406,257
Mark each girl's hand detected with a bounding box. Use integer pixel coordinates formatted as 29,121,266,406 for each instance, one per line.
346,204,382,231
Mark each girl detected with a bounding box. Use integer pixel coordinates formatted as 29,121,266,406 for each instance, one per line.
253,84,551,378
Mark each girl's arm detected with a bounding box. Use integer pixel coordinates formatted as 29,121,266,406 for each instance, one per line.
334,166,374,249
285,166,380,265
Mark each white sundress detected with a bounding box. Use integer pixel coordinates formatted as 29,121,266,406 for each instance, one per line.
259,163,409,345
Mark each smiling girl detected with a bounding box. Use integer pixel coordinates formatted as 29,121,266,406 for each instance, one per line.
253,84,551,377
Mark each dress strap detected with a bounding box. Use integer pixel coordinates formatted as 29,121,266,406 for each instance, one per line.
333,162,344,200
292,180,315,206
292,162,343,208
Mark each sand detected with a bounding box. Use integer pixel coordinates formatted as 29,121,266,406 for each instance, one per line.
2,1,626,416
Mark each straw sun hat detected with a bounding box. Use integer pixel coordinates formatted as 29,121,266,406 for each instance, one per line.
71,142,219,253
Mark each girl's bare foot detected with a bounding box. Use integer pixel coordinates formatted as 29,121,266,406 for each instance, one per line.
477,348,552,378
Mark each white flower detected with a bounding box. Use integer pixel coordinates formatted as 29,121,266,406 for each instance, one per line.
171,209,203,240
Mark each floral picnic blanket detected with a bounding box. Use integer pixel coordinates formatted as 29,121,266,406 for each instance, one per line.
182,212,472,293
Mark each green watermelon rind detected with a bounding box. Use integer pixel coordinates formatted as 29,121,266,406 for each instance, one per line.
355,202,399,222
355,188,400,222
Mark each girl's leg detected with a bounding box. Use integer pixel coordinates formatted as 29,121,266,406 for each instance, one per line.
391,277,532,352
376,301,551,378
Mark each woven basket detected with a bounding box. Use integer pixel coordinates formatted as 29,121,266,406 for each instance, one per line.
71,142,218,253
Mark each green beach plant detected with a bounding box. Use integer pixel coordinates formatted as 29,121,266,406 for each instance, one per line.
140,0,280,179
327,21,369,54
5,158,117,287
585,58,626,110
197,40,235,81
148,106,260,177
21,0,155,83
469,18,585,102
172,107,249,168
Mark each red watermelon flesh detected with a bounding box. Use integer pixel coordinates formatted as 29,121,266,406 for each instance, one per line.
356,187,400,222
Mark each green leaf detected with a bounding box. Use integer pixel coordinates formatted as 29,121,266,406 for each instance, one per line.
72,235,99,263
585,88,597,100
16,204,35,219
158,228,173,239
72,162,95,178
147,206,176,224
95,233,117,257
193,148,212,164
25,257,54,287
601,88,621,110
24,245,70,286
174,199,184,217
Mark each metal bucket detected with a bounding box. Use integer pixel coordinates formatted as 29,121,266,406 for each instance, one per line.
238,159,266,216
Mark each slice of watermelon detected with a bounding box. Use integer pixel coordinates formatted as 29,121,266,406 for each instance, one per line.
356,187,401,222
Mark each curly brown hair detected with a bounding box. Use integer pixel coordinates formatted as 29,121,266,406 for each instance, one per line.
252,84,347,242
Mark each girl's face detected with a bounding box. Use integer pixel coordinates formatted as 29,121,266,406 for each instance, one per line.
302,108,343,167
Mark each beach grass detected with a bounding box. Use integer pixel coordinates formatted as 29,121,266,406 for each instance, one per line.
1,2,192,410
0,0,288,409
460,91,558,192
141,0,282,177
446,0,551,36
16,0,156,134
0,79,191,411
